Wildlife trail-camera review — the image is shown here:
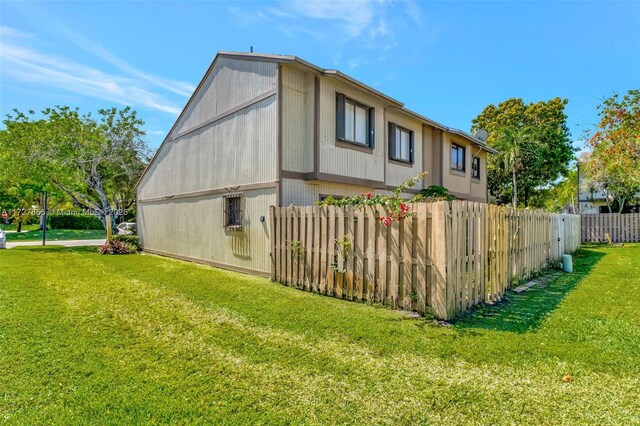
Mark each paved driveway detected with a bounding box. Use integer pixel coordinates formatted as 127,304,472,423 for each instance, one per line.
5,239,106,249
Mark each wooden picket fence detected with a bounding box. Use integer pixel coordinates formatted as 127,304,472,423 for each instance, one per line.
550,214,581,262
581,213,640,243
269,203,438,315
269,201,580,320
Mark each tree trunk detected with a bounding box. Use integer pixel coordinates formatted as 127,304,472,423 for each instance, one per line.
17,221,22,233
619,198,626,214
605,190,612,213
512,167,518,208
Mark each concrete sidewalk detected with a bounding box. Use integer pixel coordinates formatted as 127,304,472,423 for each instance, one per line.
5,239,106,249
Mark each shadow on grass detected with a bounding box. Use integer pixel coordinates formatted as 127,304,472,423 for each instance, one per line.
453,248,605,333
6,246,101,254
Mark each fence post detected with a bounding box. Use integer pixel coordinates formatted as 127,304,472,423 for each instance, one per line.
431,201,452,320
269,206,276,281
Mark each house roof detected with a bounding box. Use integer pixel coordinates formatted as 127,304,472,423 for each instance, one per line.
218,51,498,154
136,51,497,190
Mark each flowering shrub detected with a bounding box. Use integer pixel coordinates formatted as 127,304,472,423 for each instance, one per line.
317,173,443,227
99,240,133,255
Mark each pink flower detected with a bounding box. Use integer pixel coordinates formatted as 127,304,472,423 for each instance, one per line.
379,216,391,227
400,203,410,213
362,192,373,199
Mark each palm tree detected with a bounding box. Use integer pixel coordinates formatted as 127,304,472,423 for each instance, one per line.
494,127,540,208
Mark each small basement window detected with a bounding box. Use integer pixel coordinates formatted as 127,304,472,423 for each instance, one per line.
224,194,242,230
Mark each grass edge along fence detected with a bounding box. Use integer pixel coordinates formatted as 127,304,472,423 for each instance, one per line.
269,201,580,320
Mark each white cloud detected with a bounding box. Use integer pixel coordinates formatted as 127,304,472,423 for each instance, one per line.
231,0,427,70
0,26,187,115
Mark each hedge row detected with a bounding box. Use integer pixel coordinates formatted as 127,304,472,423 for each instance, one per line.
48,215,104,230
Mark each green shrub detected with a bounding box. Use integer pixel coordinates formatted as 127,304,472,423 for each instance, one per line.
48,215,104,230
112,234,141,251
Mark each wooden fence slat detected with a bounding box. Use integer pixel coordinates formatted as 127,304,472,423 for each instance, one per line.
355,208,365,301
320,206,329,294
365,206,376,303
376,205,388,304
335,207,345,298
415,204,427,314
389,218,400,309
311,206,320,291
304,206,313,290
401,210,413,310
345,206,355,300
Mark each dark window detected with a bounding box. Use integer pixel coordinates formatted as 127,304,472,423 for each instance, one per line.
451,143,465,172
224,195,242,229
472,157,480,179
388,123,414,163
336,93,375,147
319,194,344,202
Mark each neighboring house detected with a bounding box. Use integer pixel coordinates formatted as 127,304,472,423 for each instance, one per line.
136,52,497,276
578,152,640,214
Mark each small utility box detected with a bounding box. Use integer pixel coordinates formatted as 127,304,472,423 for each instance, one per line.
0,230,6,249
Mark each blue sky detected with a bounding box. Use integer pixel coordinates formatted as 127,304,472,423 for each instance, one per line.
1,1,639,150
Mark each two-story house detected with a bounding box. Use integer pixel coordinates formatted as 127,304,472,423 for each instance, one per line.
136,52,496,276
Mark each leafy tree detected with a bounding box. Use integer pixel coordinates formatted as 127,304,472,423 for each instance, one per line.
582,89,640,213
492,126,541,207
0,106,151,229
471,98,574,207
528,168,579,213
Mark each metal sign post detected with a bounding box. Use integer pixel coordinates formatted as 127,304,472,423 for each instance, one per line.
42,192,48,246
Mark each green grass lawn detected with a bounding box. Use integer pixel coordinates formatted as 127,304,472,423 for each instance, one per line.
4,228,105,242
1,244,639,425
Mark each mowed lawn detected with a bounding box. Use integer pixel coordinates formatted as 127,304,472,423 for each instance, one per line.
1,245,639,425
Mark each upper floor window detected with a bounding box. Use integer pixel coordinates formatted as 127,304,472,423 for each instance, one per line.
451,143,465,172
336,93,375,147
388,123,414,163
472,157,480,179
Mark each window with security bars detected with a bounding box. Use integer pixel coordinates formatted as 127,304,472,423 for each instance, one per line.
223,195,242,229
